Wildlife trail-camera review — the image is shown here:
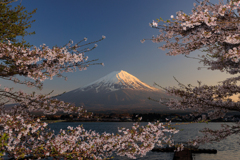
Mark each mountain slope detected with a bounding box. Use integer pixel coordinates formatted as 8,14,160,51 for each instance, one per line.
55,70,184,113
72,70,159,93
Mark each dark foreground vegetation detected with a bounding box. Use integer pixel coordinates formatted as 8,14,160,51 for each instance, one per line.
37,112,240,122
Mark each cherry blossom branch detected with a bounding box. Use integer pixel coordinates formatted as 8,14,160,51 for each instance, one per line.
0,33,185,159
0,114,179,160
146,0,240,147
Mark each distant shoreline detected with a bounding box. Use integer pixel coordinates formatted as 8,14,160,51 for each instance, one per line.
42,120,237,123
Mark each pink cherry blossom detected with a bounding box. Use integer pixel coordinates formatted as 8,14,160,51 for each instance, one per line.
147,0,240,146
0,28,179,159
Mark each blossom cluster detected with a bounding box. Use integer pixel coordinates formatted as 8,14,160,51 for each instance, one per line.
147,0,240,147
0,36,183,159
0,38,106,114
191,122,240,145
0,113,179,159
0,37,104,90
0,87,86,115
145,0,240,74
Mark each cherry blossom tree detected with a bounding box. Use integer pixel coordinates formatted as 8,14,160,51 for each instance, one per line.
0,0,37,48
0,1,180,159
144,0,240,145
0,39,180,159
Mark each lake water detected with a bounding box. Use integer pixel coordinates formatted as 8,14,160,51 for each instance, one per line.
48,122,240,160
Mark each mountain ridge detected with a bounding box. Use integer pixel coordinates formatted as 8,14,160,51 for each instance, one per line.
72,70,159,93
55,70,184,113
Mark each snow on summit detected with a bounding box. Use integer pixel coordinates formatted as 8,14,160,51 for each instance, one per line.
73,70,159,93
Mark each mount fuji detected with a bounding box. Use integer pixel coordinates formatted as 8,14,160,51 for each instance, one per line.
55,70,180,113
73,70,159,93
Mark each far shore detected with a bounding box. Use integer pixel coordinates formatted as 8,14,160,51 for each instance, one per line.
42,119,238,123
42,120,67,123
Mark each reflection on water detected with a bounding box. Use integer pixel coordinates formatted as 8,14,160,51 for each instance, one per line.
5,122,236,160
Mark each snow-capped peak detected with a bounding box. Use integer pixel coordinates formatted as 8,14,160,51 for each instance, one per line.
73,70,159,93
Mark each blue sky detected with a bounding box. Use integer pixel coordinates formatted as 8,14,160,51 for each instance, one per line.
3,0,234,99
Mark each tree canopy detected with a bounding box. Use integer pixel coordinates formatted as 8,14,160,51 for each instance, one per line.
145,0,240,144
0,0,37,47
0,1,179,159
